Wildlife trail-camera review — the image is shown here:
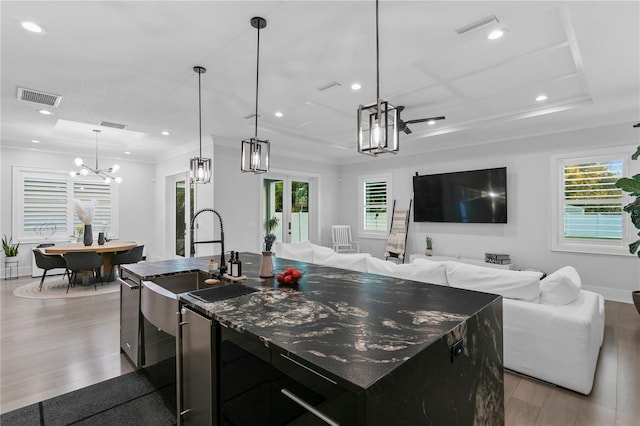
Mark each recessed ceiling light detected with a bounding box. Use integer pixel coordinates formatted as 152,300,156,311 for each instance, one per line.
21,21,44,33
351,83,362,91
427,119,437,125
124,151,131,155
161,131,170,136
31,139,40,144
39,109,52,115
536,94,548,102
487,29,504,40
274,111,283,118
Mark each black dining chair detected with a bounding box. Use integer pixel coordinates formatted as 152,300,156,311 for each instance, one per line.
108,245,144,281
32,247,70,291
63,252,104,293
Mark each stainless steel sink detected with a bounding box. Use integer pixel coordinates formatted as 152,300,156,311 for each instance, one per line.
141,271,209,337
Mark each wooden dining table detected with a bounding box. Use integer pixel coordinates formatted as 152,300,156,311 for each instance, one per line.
45,241,136,282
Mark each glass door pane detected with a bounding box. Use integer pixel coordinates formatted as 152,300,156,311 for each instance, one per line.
290,181,309,243
174,177,195,257
264,179,283,247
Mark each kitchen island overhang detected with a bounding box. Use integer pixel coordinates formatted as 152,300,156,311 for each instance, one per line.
174,253,504,425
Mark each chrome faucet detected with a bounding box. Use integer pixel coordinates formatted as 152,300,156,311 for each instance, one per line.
190,208,226,274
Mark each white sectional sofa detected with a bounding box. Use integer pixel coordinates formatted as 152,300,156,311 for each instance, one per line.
274,241,605,395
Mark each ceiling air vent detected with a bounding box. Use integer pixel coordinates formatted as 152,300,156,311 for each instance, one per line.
455,15,499,35
16,87,62,107
100,121,127,130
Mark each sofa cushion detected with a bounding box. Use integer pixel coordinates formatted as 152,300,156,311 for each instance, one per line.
540,266,582,305
365,256,398,276
398,258,448,285
316,252,370,273
311,245,336,264
445,261,542,301
275,241,314,263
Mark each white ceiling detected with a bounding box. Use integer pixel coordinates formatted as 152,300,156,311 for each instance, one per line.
2,1,638,166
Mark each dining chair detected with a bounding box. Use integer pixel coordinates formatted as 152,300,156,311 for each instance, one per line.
63,252,104,293
32,247,70,291
331,225,360,253
108,244,144,281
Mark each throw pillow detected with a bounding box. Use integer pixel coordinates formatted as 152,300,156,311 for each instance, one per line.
539,266,582,305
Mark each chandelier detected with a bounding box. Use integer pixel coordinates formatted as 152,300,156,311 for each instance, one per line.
70,129,122,183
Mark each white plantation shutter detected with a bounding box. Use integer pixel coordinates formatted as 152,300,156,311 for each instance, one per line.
364,180,388,231
562,160,623,240
23,176,69,235
13,167,118,242
358,175,391,237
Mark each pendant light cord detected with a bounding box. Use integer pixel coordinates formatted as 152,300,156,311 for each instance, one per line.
94,130,99,169
376,0,379,101
198,69,203,158
254,23,261,139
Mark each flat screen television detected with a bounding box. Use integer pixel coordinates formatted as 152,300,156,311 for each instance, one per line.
413,167,507,223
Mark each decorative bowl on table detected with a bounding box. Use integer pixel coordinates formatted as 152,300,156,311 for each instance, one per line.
275,267,304,285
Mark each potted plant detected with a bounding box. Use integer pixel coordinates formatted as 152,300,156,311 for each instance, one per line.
263,216,279,252
615,124,640,313
2,234,19,257
260,216,279,278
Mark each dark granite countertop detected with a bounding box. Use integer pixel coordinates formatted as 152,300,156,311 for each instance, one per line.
168,252,501,392
121,256,211,280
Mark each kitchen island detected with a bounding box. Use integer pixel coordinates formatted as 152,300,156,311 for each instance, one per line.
169,253,504,425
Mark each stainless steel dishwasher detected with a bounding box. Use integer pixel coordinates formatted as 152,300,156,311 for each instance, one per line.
119,269,142,367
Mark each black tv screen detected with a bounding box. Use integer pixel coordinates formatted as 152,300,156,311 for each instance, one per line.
413,167,507,223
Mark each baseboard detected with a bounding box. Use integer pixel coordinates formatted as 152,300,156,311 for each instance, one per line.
582,284,634,304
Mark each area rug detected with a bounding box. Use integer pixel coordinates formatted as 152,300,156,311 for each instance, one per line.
12,279,120,299
0,362,176,426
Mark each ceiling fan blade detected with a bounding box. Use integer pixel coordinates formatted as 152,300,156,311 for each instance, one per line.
405,116,446,125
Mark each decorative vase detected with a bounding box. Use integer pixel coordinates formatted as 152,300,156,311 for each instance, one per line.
260,251,274,278
83,224,93,246
633,291,640,315
98,232,105,245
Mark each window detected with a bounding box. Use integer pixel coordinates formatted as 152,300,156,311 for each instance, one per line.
358,175,391,238
13,166,119,242
552,149,633,255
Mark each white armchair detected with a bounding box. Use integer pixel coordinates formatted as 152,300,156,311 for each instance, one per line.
331,225,360,253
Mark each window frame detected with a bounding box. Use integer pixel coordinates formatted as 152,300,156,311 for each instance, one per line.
12,166,119,243
551,148,634,256
357,174,392,239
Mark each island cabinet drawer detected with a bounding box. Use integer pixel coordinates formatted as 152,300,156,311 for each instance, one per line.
271,349,362,426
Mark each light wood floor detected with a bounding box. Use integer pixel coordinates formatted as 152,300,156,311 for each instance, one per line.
1,275,639,425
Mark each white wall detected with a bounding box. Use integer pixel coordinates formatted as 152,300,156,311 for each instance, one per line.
1,146,155,275
151,141,340,260
337,124,640,303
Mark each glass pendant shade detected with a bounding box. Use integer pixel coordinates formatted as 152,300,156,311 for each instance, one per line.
357,100,399,155
190,157,211,183
241,138,269,173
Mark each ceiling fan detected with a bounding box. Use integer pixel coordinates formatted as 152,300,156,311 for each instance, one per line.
397,106,445,134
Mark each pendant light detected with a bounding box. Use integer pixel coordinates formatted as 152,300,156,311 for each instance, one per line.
241,16,270,173
357,0,399,156
70,129,122,183
190,65,212,183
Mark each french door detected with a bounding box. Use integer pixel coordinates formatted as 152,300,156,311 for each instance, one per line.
263,175,314,245
170,173,194,258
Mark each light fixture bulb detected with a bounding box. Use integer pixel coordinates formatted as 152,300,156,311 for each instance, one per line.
112,164,120,173
351,83,362,91
198,165,204,179
80,169,89,176
427,119,436,125
74,157,83,167
104,177,112,184
69,171,77,178
275,111,283,118
115,176,123,184
536,94,548,102
161,131,170,136
21,21,44,33
372,122,381,147
487,29,504,40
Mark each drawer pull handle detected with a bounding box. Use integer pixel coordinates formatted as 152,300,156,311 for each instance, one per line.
279,353,337,384
281,388,339,426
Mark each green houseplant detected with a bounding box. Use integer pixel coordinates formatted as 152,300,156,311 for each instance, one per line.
615,123,640,313
2,235,19,257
